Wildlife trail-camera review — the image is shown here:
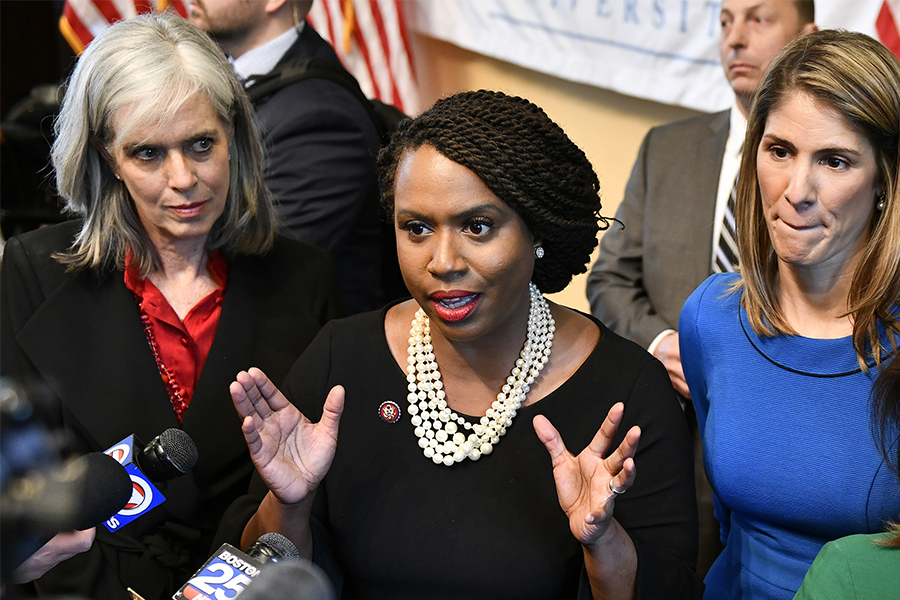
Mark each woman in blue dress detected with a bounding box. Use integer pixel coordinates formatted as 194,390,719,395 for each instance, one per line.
680,30,900,600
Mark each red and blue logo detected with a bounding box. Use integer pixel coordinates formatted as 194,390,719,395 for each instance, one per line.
378,401,401,423
102,435,165,531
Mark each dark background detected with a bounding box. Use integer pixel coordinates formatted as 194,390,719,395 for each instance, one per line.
1,0,76,117
1,1,77,238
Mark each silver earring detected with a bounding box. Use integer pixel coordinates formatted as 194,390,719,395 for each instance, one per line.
876,194,886,211
114,173,121,181
534,245,545,259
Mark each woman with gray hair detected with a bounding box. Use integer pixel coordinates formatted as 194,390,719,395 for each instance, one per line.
0,13,342,599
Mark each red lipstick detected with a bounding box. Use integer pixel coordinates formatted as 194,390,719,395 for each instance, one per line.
430,291,481,322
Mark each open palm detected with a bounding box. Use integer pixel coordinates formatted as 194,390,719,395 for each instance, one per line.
533,402,640,547
230,368,344,504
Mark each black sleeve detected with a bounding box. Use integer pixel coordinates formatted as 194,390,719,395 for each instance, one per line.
618,359,703,599
258,79,380,254
1,236,44,380
209,322,339,548
0,232,70,431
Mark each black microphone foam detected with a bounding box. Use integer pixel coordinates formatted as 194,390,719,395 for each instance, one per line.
247,532,300,563
136,428,198,482
68,452,133,530
1,451,132,534
238,559,335,600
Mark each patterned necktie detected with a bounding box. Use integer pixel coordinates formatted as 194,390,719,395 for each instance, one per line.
713,178,739,273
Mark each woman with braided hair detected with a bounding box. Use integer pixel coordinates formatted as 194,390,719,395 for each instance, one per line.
224,90,701,599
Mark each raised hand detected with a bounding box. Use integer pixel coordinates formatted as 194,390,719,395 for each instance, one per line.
533,402,640,548
230,368,344,505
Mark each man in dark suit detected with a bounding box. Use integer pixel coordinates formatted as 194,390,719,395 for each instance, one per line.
587,0,817,398
586,0,816,575
190,0,392,315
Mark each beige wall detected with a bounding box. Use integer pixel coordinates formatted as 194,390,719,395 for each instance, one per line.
409,33,702,312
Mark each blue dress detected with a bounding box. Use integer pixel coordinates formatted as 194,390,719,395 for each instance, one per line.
679,273,899,600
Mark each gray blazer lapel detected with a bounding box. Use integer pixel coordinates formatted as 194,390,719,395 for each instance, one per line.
688,109,730,279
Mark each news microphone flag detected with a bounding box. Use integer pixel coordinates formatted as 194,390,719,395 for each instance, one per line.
103,434,166,532
59,0,188,54
173,544,263,600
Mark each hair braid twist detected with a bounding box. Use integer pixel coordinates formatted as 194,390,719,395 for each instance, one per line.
378,90,611,293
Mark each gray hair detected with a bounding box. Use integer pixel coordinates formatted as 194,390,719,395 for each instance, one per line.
52,12,276,274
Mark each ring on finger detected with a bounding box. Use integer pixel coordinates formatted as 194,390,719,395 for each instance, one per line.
608,479,626,496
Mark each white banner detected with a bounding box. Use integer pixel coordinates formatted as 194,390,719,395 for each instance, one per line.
408,0,882,112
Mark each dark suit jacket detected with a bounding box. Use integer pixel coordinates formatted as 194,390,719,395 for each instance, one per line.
0,220,343,600
248,23,390,315
586,111,730,349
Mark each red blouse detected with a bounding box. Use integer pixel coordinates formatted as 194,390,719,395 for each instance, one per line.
125,251,228,423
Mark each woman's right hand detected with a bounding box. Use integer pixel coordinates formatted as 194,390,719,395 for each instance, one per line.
230,368,344,505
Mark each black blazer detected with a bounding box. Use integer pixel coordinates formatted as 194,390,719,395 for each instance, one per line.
248,23,389,315
0,220,343,600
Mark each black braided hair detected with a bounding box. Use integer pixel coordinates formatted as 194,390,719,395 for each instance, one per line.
377,89,612,294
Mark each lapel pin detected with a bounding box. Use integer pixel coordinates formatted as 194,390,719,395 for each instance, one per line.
378,400,401,423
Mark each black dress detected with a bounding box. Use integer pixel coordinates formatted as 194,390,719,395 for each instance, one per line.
226,306,702,599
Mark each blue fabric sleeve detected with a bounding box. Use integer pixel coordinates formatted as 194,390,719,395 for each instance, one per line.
679,275,732,545
679,275,715,429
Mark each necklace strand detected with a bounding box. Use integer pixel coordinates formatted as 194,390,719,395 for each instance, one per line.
134,297,188,424
406,282,554,466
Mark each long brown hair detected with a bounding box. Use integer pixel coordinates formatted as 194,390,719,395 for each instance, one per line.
735,30,900,368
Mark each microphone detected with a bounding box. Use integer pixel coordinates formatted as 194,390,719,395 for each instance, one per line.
246,532,299,563
1,452,133,574
109,429,199,483
173,533,299,600
238,559,335,600
2,451,132,532
102,429,198,532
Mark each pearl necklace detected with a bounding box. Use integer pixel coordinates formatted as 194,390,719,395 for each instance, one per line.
406,282,554,466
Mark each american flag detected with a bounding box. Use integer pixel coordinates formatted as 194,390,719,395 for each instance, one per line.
877,0,900,60
59,0,188,54
307,0,418,114
58,0,418,114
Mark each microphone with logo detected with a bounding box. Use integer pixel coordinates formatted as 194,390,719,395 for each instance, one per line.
1,379,134,582
102,429,199,532
173,532,304,600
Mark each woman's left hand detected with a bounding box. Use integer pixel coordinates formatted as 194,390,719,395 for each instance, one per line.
533,402,640,547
